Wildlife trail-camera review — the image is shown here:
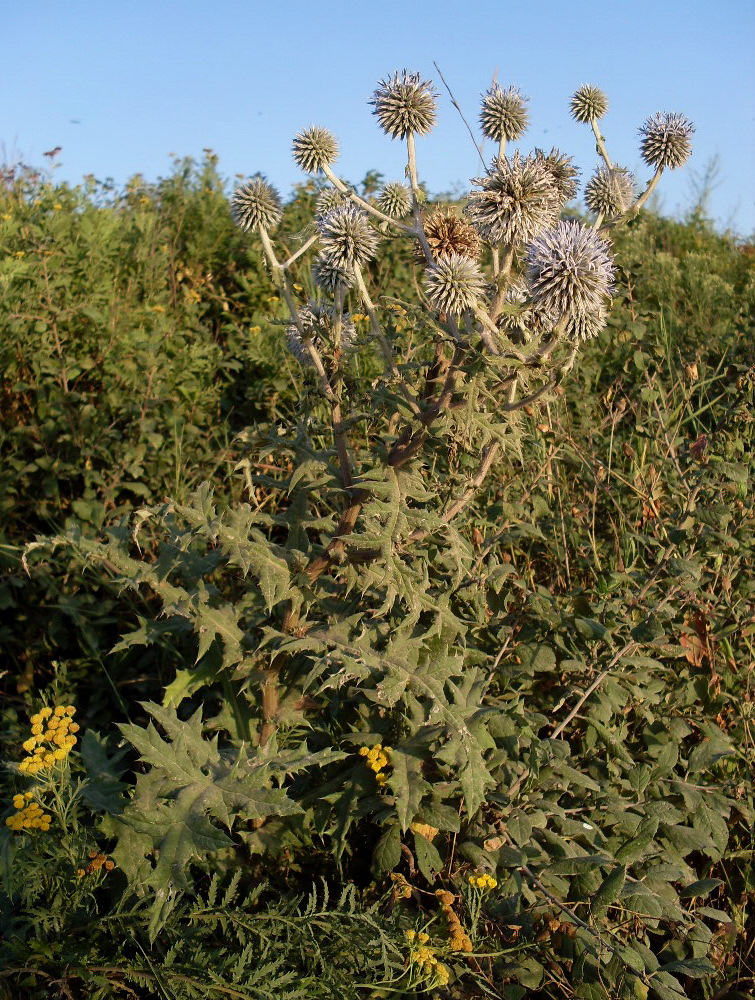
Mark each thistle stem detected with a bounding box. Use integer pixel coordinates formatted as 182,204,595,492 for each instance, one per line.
591,119,613,169
406,132,433,263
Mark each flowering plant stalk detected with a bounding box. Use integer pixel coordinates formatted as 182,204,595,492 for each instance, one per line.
229,71,694,747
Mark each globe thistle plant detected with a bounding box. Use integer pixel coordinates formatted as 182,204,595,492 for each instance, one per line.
292,126,339,174
317,203,381,269
584,165,635,217
422,208,482,262
638,112,695,170
527,220,615,332
231,177,283,231
424,253,487,316
479,84,529,142
466,153,561,246
377,181,412,219
228,69,692,531
570,85,609,124
370,70,437,139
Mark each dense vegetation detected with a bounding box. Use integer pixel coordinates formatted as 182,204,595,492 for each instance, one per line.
1,150,753,1000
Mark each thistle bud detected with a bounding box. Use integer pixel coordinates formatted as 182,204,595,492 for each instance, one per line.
570,85,609,124
370,70,438,140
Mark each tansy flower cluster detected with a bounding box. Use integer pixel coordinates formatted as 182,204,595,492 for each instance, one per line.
468,872,498,890
436,890,473,952
405,930,450,987
75,850,116,878
6,792,52,832
359,743,392,785
19,705,79,774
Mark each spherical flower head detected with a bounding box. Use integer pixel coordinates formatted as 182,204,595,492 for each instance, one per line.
584,165,635,216
370,70,437,140
570,85,609,124
424,253,487,316
312,252,356,294
639,112,694,170
479,84,529,142
534,148,580,206
422,208,482,262
315,186,346,221
377,181,412,219
465,152,561,246
317,203,380,269
286,304,357,368
231,177,283,231
292,126,339,174
527,220,615,330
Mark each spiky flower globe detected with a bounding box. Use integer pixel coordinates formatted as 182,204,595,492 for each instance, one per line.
570,85,609,124
534,148,580,205
286,304,357,367
377,181,412,219
466,153,561,246
317,203,381,269
424,253,487,316
638,112,694,170
312,252,356,294
479,84,529,142
422,209,482,262
292,126,339,174
584,166,635,216
370,70,437,140
231,177,283,231
315,187,346,220
527,220,614,330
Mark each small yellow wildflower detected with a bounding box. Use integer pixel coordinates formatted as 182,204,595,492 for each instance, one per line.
249,325,261,333
40,707,52,719
30,724,43,735
30,713,42,725
151,305,165,313
293,283,303,291
53,203,62,211
468,873,498,890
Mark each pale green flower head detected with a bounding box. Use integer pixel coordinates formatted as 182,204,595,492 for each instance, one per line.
479,84,529,142
527,219,614,326
639,112,694,170
585,166,635,216
231,177,283,231
317,203,380,269
292,126,339,174
570,85,609,124
370,70,438,140
424,253,487,315
377,182,412,219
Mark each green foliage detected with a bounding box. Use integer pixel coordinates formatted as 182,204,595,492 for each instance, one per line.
2,89,754,999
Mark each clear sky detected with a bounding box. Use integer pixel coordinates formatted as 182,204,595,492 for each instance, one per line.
3,0,754,235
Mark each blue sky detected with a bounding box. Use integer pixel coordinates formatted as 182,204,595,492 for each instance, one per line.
3,0,754,235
